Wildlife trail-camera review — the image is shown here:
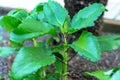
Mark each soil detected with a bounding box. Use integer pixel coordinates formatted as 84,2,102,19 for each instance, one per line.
0,29,120,80
68,48,120,80
0,29,10,80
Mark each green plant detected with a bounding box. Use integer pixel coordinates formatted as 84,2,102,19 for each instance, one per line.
84,67,120,80
0,1,120,80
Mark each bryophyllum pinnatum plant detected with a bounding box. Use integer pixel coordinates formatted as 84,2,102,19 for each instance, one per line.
0,1,120,80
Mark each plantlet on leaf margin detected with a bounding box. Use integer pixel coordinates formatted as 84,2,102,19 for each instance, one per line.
0,1,120,80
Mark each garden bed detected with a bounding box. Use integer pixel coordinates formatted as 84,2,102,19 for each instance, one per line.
0,29,120,80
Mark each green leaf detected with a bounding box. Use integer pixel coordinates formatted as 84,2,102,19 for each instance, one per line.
27,11,46,23
29,2,46,22
37,11,46,22
13,18,53,34
55,59,63,75
104,68,120,76
71,31,101,62
84,70,110,80
7,9,28,21
0,16,21,32
26,12,38,20
84,68,120,80
0,47,16,57
10,32,42,43
43,1,68,27
30,3,46,22
104,69,114,76
51,44,69,56
23,73,40,80
110,69,120,80
10,18,55,43
31,3,44,13
9,40,23,50
44,73,59,80
71,3,105,33
62,15,71,33
97,35,120,52
11,46,55,79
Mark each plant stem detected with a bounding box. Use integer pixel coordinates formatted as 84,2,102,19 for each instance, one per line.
62,52,68,80
62,34,68,80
